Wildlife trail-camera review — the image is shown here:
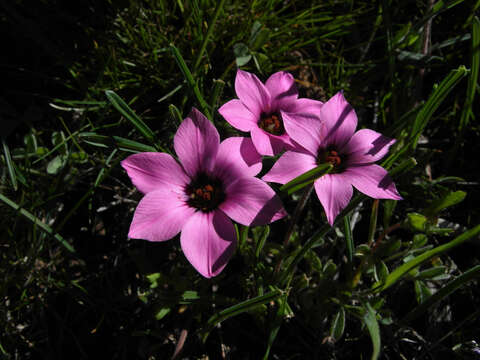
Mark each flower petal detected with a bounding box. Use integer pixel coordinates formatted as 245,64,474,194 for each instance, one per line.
180,210,236,278
250,126,286,156
314,174,353,226
265,71,298,110
174,107,219,177
218,99,258,132
214,137,262,183
344,164,402,200
220,177,286,226
128,188,194,241
235,69,271,117
286,98,323,114
344,129,396,165
321,91,358,150
262,151,317,184
121,152,189,194
282,111,323,156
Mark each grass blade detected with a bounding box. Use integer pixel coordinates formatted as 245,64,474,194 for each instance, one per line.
105,90,158,146
459,16,479,131
210,79,225,110
193,0,226,73
168,104,183,125
170,44,212,120
363,302,381,360
201,288,283,342
279,163,333,195
0,193,75,253
79,132,158,153
373,224,480,292
402,264,480,322
2,138,18,191
368,200,379,246
343,215,354,263
410,66,468,149
330,307,346,341
263,294,288,360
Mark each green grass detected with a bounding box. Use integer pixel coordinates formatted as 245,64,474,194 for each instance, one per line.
1,0,479,359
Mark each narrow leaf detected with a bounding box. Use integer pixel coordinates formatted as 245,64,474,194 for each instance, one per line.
170,44,212,120
79,132,158,153
0,193,75,253
459,16,480,130
201,289,283,342
363,302,381,360
280,163,333,195
263,295,288,360
403,264,480,322
373,224,480,292
193,0,226,73
410,66,468,149
330,307,346,341
343,215,354,263
2,138,18,190
105,90,157,146
423,190,466,217
168,104,183,125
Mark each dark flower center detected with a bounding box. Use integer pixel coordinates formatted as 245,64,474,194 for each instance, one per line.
258,112,285,136
185,173,225,212
318,147,345,173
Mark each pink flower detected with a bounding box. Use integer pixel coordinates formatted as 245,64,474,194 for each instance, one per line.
122,108,286,278
218,69,323,156
263,91,402,225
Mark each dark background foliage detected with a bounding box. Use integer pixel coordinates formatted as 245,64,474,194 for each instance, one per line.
1,0,479,359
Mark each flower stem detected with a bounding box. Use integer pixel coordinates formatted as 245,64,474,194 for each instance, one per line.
282,184,314,248
273,184,314,277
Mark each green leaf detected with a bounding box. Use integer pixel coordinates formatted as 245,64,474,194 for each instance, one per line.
0,193,74,253
210,79,225,110
368,200,379,246
263,294,288,360
412,234,428,248
192,0,226,73
374,261,389,283
249,21,270,50
343,215,354,263
459,16,479,130
168,104,183,125
414,266,446,280
409,66,468,149
79,132,157,153
155,307,171,320
255,225,270,259
382,199,397,229
363,302,381,360
407,213,427,232
105,90,158,146
233,42,252,66
402,265,480,322
280,163,333,195
330,307,346,341
423,191,466,217
47,155,67,175
51,131,68,155
24,133,38,153
146,273,162,289
2,138,18,191
414,280,432,304
323,260,337,278
169,44,212,120
70,151,87,162
201,289,283,342
373,224,480,292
